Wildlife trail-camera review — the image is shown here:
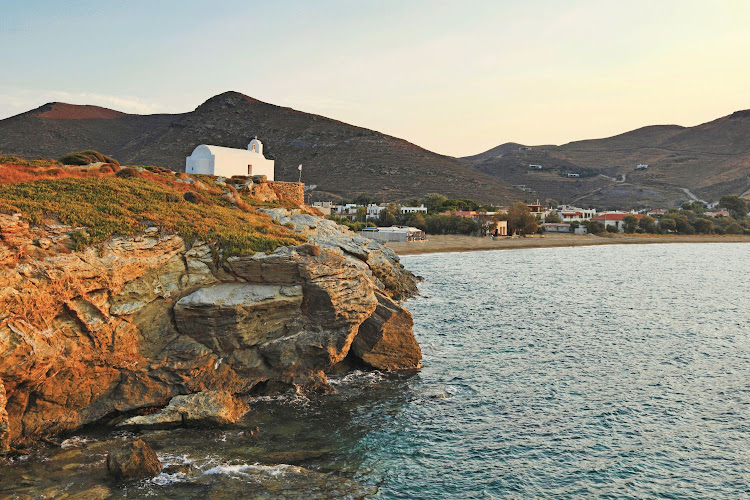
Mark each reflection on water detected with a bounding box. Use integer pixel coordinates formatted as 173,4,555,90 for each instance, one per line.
2,243,750,498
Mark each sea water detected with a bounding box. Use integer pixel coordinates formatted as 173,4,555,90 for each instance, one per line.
2,243,749,498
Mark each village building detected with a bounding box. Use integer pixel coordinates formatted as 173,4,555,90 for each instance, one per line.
366,203,387,220
541,223,571,233
334,203,361,221
400,205,428,215
311,201,332,216
439,210,508,236
636,164,649,170
646,209,665,217
528,164,543,170
359,226,426,242
592,212,644,232
556,205,597,222
185,138,274,180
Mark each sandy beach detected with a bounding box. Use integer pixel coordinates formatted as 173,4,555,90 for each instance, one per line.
387,233,750,255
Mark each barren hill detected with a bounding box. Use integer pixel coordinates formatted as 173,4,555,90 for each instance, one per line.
465,111,750,209
0,92,520,204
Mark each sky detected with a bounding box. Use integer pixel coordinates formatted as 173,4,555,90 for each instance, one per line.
2,0,750,156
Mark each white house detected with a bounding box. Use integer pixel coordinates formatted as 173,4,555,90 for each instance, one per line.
366,203,387,220
185,138,274,180
636,164,649,170
400,205,427,215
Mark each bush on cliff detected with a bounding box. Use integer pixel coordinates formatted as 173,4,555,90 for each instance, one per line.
59,149,120,166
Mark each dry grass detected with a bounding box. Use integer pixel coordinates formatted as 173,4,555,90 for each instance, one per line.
0,164,306,256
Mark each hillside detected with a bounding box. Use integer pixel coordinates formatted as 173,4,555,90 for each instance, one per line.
0,92,520,204
465,111,750,209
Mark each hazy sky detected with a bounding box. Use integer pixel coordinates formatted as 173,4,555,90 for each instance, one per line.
2,0,749,156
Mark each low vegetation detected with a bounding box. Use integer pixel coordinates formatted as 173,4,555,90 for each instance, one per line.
59,149,119,166
0,163,306,256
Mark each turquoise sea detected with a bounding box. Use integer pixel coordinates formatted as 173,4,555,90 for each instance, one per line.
2,243,749,498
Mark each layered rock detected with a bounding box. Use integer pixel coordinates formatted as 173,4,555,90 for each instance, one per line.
119,390,247,429
0,210,419,451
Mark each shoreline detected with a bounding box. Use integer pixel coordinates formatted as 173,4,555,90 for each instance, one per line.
387,233,750,255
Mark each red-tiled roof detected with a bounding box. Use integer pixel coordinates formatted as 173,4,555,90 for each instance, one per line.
592,213,644,221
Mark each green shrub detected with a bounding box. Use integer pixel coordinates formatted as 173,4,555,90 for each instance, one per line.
59,150,120,166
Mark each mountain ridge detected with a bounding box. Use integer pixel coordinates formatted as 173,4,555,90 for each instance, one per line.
464,110,750,208
0,91,521,204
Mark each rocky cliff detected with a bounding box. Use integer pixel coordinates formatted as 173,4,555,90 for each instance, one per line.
0,209,420,451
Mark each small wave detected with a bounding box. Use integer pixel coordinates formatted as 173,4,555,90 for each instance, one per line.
328,370,385,386
203,462,305,477
60,436,94,449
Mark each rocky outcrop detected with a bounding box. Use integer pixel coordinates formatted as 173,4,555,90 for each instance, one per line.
351,291,422,371
0,210,419,450
119,390,247,429
106,439,162,479
259,208,418,300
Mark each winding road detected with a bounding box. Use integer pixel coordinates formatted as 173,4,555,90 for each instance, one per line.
680,187,708,205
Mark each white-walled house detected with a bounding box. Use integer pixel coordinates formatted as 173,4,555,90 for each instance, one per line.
366,204,387,220
400,205,427,215
185,138,274,180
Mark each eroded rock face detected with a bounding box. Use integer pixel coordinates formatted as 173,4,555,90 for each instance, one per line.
119,390,248,429
106,439,162,480
350,291,422,371
0,211,419,450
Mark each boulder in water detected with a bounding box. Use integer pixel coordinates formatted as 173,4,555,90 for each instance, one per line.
106,439,162,479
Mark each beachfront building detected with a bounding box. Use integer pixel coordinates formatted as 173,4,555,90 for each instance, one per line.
185,137,274,180
556,205,597,222
440,210,508,236
592,212,643,232
359,226,426,243
541,223,571,233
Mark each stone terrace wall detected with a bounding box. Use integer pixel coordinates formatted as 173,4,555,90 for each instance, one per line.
270,181,304,206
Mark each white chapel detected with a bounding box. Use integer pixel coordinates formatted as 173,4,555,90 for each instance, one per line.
185,138,274,180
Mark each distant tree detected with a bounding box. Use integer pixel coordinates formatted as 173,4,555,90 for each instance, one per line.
719,195,748,220
622,215,639,233
378,203,399,226
545,213,562,223
354,193,376,205
657,217,676,233
638,215,657,234
507,201,538,235
569,220,581,232
355,206,367,223
725,222,744,234
693,218,714,234
422,193,448,214
584,220,606,234
606,225,619,233
406,213,426,229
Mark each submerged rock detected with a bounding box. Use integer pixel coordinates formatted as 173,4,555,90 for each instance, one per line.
106,439,162,480
118,390,247,429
